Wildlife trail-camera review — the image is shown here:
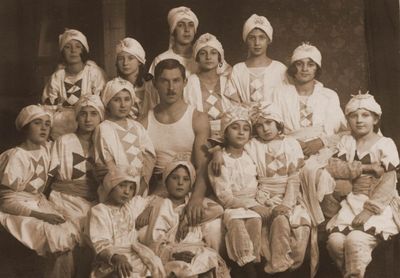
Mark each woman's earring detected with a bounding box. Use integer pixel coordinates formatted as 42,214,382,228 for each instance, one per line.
219,62,223,68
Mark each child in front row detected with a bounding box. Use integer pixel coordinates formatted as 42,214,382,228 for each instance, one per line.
145,159,229,278
326,92,400,277
208,106,269,277
86,167,165,278
247,102,311,274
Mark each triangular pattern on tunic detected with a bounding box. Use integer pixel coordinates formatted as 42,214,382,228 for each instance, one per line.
299,100,313,127
250,77,263,102
64,79,82,106
265,152,287,177
116,128,141,165
71,152,88,180
27,156,47,192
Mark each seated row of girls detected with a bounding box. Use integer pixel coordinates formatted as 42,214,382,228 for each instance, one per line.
208,103,311,277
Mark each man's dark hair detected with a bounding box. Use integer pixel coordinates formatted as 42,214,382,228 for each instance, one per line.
154,59,186,81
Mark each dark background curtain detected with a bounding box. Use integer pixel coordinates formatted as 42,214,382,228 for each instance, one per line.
364,0,400,147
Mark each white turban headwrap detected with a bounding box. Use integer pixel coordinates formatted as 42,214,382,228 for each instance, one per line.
249,101,283,126
116,37,146,65
344,91,382,117
167,6,199,48
59,29,89,53
242,14,273,42
15,105,53,131
98,167,140,203
221,105,252,135
101,77,137,108
193,33,229,75
74,95,105,121
162,157,196,189
291,42,322,67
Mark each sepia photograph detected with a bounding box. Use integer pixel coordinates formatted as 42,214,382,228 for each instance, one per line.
0,0,399,277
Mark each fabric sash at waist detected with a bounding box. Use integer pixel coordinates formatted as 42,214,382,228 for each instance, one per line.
257,176,288,195
52,179,96,201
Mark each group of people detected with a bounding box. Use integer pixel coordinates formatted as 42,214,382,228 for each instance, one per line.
0,5,399,278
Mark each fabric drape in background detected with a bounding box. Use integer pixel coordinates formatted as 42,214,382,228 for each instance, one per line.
364,0,400,148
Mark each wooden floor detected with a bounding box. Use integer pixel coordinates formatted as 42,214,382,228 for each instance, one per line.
0,229,398,278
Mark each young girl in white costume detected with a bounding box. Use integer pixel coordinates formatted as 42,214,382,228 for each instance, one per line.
0,105,79,277
145,159,229,278
247,102,311,274
184,33,232,140
325,92,400,277
87,168,165,278
116,37,158,121
94,77,155,195
42,29,107,139
149,6,199,77
208,106,268,277
48,95,104,240
224,14,287,106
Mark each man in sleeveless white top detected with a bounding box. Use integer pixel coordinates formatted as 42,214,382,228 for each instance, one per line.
141,59,223,252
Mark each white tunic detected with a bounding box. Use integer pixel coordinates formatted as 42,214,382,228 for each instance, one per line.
224,61,287,105
48,133,97,240
87,196,160,277
272,81,347,147
94,119,155,182
209,149,260,223
147,197,229,277
327,135,400,239
0,145,79,255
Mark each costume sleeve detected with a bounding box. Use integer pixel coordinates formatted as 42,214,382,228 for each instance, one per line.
145,199,175,245
0,187,32,216
326,158,362,179
223,67,242,105
138,125,156,185
42,71,63,105
87,205,115,264
208,163,249,209
364,139,400,214
282,138,303,208
364,171,397,214
48,136,63,178
89,63,107,96
0,149,30,192
319,93,348,147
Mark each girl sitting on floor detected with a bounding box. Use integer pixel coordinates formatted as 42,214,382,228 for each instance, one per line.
145,159,229,278
86,167,165,278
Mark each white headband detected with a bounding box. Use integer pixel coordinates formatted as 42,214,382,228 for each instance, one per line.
116,37,146,65
345,91,382,117
242,14,273,42
59,29,89,52
291,42,322,67
15,105,52,131
101,77,136,108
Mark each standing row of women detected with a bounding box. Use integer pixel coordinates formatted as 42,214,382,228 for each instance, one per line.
0,5,399,278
